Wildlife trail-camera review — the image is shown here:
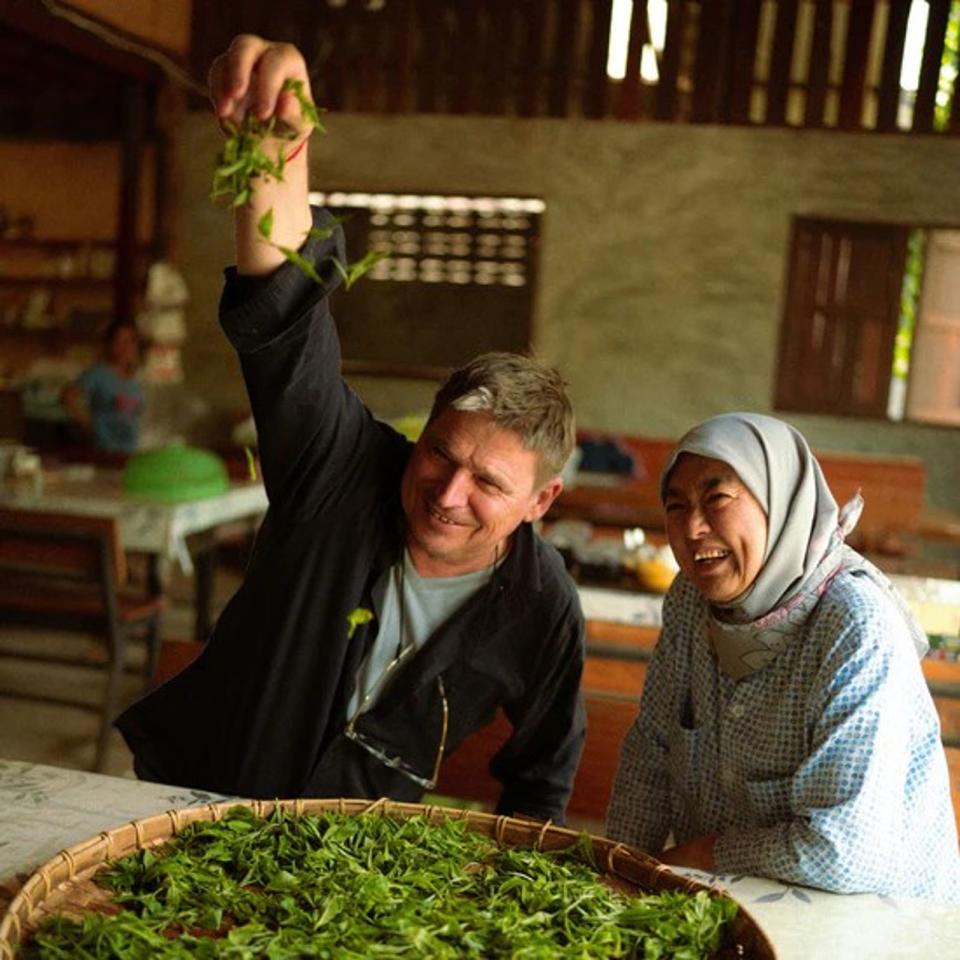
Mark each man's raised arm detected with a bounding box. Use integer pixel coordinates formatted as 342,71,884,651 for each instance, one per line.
208,34,314,275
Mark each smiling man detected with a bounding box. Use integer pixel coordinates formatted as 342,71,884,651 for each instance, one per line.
116,36,586,821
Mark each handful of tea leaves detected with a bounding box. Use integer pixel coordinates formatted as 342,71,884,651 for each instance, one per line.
211,78,383,290
24,806,739,958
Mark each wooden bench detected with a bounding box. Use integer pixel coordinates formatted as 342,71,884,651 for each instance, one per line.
0,509,164,771
435,622,654,823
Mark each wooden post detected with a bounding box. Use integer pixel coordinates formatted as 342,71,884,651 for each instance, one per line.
115,82,146,325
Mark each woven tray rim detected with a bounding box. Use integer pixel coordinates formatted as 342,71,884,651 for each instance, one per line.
0,796,776,958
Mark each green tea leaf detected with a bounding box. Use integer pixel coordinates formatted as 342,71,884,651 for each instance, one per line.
257,208,274,241
25,808,739,958
276,246,324,285
346,606,374,639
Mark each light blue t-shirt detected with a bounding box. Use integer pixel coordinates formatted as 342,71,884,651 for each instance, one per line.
77,363,144,453
347,551,491,717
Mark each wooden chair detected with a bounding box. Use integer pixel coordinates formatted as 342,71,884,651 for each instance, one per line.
435,657,647,824
0,509,164,772
151,638,203,688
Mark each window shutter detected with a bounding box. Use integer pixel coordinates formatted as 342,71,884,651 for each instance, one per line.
776,217,907,417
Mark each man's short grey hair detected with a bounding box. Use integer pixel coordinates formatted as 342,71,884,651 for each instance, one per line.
429,352,575,484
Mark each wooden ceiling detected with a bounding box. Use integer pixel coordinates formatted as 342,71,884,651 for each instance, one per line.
0,1,957,138
0,0,161,140
189,0,960,136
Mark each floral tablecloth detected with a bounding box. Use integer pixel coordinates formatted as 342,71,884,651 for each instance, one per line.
0,760,957,959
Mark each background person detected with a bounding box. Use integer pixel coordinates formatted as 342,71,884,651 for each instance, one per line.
606,412,960,901
62,319,145,454
117,36,586,821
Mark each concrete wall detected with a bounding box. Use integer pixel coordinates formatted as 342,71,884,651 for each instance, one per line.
177,111,960,512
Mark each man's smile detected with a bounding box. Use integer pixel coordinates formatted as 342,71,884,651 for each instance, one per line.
425,502,471,528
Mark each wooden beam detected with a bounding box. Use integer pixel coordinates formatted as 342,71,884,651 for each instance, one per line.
766,0,799,125
838,0,876,130
913,0,950,133
548,0,580,117
484,0,517,115
876,0,911,132
615,0,650,121
654,0,686,121
352,3,382,113
517,0,546,117
449,0,480,114
582,0,612,118
0,0,163,83
690,0,734,123
321,1,348,111
115,82,147,325
726,0,762,124
0,27,126,138
415,0,441,113
385,0,414,114
804,0,833,126
151,82,185,264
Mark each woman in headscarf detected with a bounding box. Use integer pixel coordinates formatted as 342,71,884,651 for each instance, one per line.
606,412,959,901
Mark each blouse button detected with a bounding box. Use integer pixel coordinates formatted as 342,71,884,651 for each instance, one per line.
729,703,745,719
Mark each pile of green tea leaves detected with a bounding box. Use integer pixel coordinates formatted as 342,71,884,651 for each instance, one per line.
211,78,383,290
23,807,737,959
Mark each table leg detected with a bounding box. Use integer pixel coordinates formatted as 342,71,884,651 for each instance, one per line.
146,553,163,598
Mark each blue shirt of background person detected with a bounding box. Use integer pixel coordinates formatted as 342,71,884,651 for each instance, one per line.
63,321,145,454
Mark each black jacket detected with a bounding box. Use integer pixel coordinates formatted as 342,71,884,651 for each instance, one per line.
117,211,586,820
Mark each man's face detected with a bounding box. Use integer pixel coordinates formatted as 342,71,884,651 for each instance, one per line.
400,409,563,577
663,453,768,604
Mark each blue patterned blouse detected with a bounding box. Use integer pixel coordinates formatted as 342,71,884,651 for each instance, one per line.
606,571,960,902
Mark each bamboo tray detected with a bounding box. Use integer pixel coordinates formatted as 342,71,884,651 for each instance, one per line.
0,797,776,958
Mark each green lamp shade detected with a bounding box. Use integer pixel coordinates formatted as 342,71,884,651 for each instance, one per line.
122,445,230,502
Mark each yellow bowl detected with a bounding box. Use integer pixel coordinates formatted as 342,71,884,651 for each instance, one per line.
635,559,677,593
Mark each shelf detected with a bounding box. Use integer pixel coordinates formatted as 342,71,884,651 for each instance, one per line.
0,326,99,342
0,238,117,250
0,277,113,288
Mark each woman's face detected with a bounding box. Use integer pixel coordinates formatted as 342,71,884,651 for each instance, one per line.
663,453,768,604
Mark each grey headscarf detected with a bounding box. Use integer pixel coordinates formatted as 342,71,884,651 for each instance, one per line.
661,413,928,677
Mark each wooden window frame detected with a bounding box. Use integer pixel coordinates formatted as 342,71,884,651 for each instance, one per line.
775,216,908,419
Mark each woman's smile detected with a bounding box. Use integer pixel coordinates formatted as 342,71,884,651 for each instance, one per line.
663,454,768,605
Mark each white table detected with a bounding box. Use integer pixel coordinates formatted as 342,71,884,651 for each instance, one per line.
0,468,268,640
0,760,957,960
0,468,268,573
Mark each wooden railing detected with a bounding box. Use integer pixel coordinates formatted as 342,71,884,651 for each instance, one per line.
190,0,960,135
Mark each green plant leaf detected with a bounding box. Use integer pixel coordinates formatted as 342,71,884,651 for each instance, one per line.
346,606,374,639
257,208,274,241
